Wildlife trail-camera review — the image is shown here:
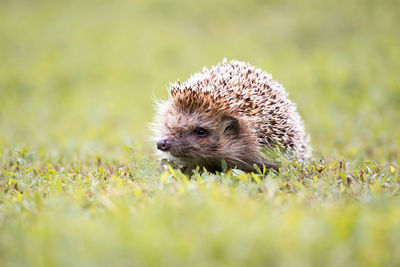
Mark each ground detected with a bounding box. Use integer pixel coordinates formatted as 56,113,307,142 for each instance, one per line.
0,0,399,266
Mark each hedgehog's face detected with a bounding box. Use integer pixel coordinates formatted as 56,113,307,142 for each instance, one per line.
156,110,240,163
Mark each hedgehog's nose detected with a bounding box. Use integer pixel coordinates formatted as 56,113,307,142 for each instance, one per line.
157,139,171,151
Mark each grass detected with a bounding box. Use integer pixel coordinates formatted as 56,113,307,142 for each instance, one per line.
0,0,400,266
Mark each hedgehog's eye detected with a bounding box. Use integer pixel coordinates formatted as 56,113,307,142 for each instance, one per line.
194,127,208,137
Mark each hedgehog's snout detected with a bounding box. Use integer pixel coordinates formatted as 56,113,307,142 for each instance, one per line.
157,139,171,151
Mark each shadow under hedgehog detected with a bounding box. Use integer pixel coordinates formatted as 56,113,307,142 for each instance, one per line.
151,59,311,174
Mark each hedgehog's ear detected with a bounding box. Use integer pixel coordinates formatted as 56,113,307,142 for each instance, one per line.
223,116,240,136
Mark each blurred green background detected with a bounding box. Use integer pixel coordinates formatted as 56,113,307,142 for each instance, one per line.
1,0,399,162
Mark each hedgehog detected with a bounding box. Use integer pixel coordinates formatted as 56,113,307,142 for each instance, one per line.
152,59,311,173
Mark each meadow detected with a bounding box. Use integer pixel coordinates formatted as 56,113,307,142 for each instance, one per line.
0,0,400,266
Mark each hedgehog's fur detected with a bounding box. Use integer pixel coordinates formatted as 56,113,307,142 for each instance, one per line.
152,59,311,173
